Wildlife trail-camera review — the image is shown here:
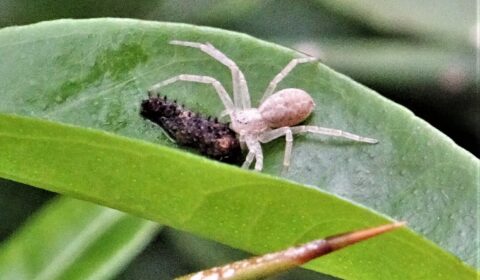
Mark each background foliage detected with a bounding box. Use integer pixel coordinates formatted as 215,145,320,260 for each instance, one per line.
0,0,477,279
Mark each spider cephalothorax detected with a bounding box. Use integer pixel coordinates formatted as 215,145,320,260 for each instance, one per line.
148,40,378,171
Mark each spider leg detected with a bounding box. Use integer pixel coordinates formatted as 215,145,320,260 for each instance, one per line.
259,125,377,169
290,125,379,143
259,127,294,169
241,151,255,169
148,74,234,114
239,135,247,151
260,57,317,104
219,109,230,121
243,137,264,171
170,40,250,109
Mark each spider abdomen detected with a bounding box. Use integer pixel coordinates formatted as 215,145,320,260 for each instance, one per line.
259,88,315,128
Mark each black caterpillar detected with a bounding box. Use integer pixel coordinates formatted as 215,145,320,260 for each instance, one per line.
140,94,242,164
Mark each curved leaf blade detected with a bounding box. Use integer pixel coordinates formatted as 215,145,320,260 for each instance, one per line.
0,113,476,279
0,196,159,280
315,0,476,46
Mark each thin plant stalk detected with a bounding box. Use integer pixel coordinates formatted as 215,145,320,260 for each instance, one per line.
176,222,406,280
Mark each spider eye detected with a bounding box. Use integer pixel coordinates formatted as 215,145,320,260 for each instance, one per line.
236,113,249,124
238,116,248,124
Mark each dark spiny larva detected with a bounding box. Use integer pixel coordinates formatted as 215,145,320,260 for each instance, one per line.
140,94,242,164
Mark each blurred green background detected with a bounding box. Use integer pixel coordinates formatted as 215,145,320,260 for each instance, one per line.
0,0,477,279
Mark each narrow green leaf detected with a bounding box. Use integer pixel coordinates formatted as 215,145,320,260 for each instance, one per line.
0,196,160,280
0,114,476,279
285,39,476,93
0,19,478,279
0,178,53,241
315,0,476,46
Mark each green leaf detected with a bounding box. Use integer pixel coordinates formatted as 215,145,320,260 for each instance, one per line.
0,196,159,280
286,39,476,93
315,0,476,46
0,0,161,28
0,116,476,280
0,178,53,241
147,0,263,25
0,19,478,279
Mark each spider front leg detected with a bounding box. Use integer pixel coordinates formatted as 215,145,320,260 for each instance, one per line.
148,74,235,115
241,151,255,169
260,57,317,104
243,136,264,171
218,109,230,121
170,40,251,109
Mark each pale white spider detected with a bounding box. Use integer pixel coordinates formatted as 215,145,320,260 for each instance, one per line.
149,40,378,171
